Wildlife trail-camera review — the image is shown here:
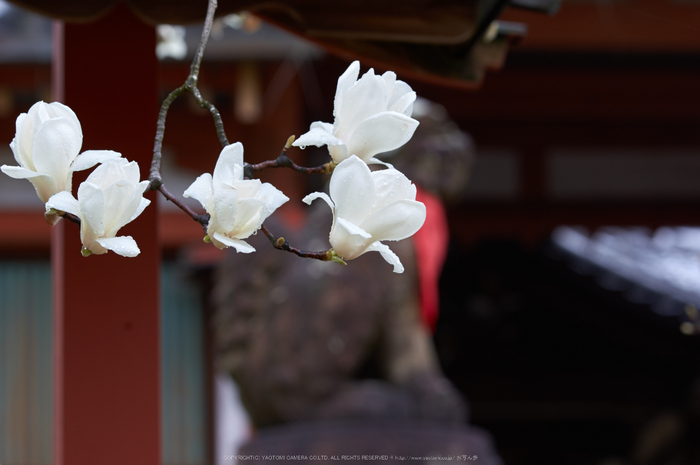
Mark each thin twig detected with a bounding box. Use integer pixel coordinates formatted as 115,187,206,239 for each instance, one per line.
149,0,224,193
145,0,340,263
245,136,335,178
158,185,209,231
149,86,186,190
190,87,229,148
260,225,339,262
62,212,81,226
186,0,216,89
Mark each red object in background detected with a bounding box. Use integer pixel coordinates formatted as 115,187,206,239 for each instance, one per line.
413,187,450,333
52,6,161,465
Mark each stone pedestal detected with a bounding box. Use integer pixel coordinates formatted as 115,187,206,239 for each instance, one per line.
239,419,502,465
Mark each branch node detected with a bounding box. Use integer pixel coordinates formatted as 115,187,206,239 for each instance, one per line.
148,177,162,191
275,153,293,168
243,163,254,180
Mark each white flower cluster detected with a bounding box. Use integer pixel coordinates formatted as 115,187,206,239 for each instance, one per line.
2,61,426,271
296,61,426,273
1,101,150,257
184,142,288,253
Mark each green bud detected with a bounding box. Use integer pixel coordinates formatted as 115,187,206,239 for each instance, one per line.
327,249,347,266
285,135,296,149
203,235,212,243
81,247,92,257
324,161,338,174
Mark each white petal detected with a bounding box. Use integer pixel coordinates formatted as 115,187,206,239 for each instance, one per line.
388,90,416,116
256,182,289,222
31,117,82,190
382,73,416,116
310,121,334,133
360,199,426,242
336,217,371,239
335,68,387,142
1,165,58,203
293,125,344,149
366,157,394,168
183,173,213,210
232,197,264,238
101,183,132,234
213,143,244,189
45,191,81,218
130,195,151,223
302,192,334,211
13,102,82,172
120,160,142,185
85,157,130,188
109,180,150,235
330,217,372,260
370,168,416,208
44,211,62,226
365,241,404,273
77,182,105,238
232,178,261,199
211,189,239,234
11,113,31,168
95,236,141,257
334,61,360,121
42,102,82,139
70,150,122,173
328,144,349,164
382,71,397,93
329,155,374,225
212,232,256,253
387,80,415,115
345,111,419,162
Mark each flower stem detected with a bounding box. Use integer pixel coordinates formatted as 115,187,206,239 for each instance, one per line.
62,212,81,226
260,225,338,262
158,185,209,230
245,138,335,178
145,0,334,260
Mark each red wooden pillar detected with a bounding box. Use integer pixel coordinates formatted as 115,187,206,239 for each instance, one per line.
52,5,161,465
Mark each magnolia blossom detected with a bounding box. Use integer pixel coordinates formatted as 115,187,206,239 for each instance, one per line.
303,155,426,273
184,142,289,252
45,157,151,257
293,61,419,165
1,101,120,207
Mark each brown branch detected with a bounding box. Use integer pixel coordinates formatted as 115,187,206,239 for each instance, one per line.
61,212,81,226
149,86,186,190
149,0,225,192
190,87,229,149
260,225,341,262
145,0,339,262
245,136,335,178
158,185,209,232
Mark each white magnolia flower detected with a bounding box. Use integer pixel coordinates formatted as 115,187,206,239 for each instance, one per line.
45,157,151,257
303,155,426,273
184,142,289,252
293,60,419,165
1,101,120,206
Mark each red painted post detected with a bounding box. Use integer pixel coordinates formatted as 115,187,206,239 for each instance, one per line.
52,5,161,465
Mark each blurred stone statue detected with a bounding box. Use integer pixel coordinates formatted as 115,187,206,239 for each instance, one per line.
211,99,500,462
213,216,465,427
